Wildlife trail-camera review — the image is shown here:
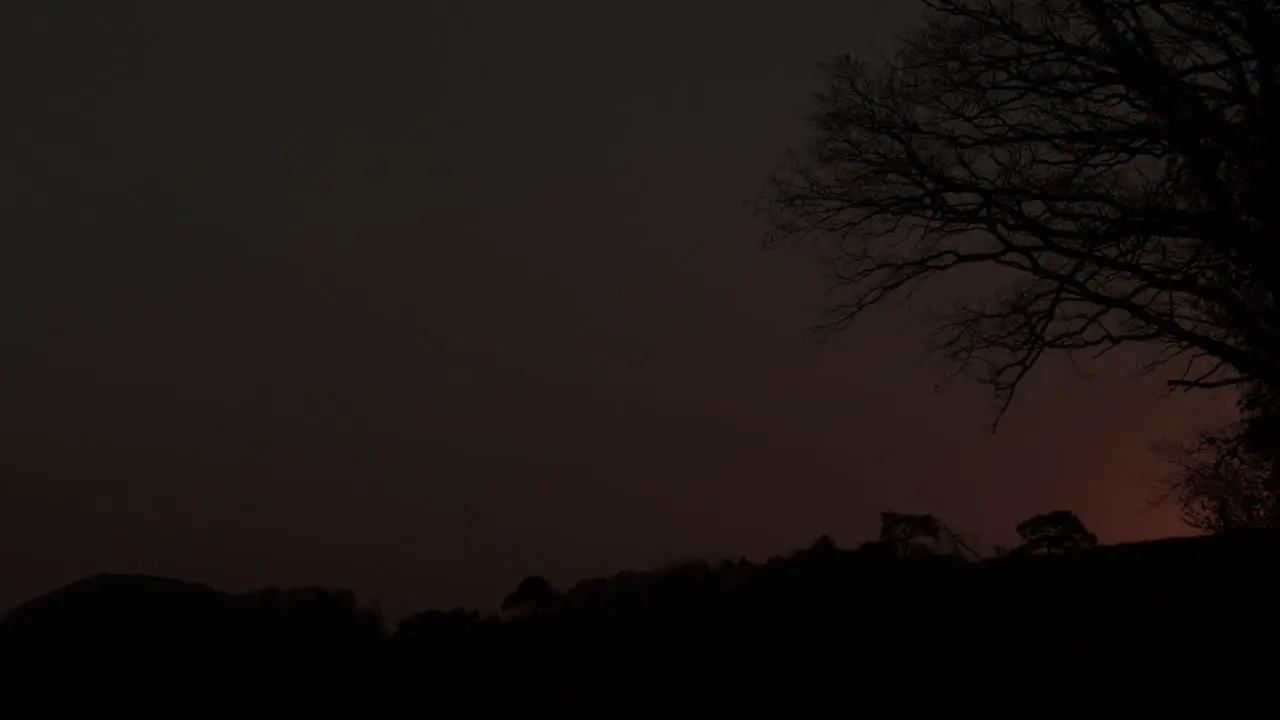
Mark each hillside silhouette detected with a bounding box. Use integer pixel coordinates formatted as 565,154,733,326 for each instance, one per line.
6,511,1278,663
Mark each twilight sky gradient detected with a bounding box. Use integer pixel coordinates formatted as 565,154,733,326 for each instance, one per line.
0,1,1235,618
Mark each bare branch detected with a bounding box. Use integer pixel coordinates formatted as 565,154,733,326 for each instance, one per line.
757,0,1280,425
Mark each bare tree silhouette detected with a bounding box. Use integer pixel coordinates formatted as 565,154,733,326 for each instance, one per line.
1155,426,1279,532
1013,510,1099,554
757,0,1280,426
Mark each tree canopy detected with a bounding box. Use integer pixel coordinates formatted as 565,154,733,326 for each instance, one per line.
758,0,1280,425
1014,510,1099,554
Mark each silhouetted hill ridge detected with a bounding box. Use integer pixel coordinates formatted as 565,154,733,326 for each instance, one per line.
5,531,1279,656
0,572,231,633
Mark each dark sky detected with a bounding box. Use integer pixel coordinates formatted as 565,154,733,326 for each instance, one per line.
0,1,1234,618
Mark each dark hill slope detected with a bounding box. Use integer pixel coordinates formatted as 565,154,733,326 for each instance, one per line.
0,573,231,634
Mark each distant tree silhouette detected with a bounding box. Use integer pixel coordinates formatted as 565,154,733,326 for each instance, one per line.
1013,510,1099,555
879,511,942,558
757,0,1280,426
808,534,839,555
501,575,563,618
878,511,980,559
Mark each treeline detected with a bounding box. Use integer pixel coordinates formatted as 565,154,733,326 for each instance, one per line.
8,508,1279,660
